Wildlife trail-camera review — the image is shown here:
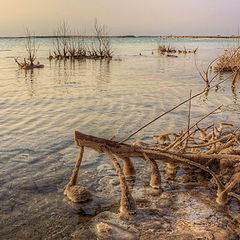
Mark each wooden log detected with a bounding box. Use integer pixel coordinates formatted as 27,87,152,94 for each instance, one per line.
74,131,240,164
75,131,194,162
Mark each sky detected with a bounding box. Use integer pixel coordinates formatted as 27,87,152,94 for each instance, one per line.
0,0,240,37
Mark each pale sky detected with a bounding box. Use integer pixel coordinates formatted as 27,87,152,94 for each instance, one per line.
0,0,240,37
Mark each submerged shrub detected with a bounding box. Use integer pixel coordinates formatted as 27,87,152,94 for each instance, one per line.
214,47,240,72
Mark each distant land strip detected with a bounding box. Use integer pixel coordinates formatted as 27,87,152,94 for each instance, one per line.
158,35,240,39
0,35,240,39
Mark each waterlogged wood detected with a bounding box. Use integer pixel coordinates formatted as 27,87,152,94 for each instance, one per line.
64,146,92,203
216,173,240,205
118,156,136,180
75,131,240,163
68,146,84,186
74,131,240,208
75,131,191,162
142,152,162,190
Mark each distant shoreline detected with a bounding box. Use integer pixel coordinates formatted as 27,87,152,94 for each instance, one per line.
158,35,240,39
0,35,240,39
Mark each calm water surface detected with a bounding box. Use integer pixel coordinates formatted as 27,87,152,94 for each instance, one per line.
0,37,240,239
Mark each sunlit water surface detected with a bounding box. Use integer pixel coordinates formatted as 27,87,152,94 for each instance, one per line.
0,37,240,239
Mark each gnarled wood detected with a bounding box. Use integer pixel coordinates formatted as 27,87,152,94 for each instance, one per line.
75,131,240,163
216,173,240,206
118,156,136,180
64,146,92,203
142,152,162,190
74,131,240,207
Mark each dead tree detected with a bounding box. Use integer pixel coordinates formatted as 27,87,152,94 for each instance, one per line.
14,28,44,70
53,21,70,59
92,19,113,59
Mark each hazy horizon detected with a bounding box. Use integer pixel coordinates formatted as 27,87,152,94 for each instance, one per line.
0,0,240,37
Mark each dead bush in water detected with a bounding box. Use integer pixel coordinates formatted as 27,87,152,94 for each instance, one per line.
51,21,70,59
49,20,113,61
214,46,240,72
158,45,197,56
157,37,198,56
15,29,44,70
89,19,113,59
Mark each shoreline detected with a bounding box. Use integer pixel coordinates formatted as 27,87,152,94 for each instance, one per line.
0,35,240,39
158,35,240,39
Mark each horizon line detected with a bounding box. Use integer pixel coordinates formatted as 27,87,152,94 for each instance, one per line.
0,35,240,39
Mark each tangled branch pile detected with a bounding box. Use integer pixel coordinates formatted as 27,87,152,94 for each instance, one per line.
158,45,198,56
157,38,198,57
151,116,240,202
214,46,240,72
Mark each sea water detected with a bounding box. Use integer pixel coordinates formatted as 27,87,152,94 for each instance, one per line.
0,37,239,238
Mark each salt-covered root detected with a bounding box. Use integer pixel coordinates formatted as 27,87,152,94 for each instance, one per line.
95,222,136,239
132,140,148,147
153,134,171,145
64,185,92,203
216,173,240,206
142,153,162,190
105,150,137,215
119,156,136,181
164,162,179,180
64,146,92,203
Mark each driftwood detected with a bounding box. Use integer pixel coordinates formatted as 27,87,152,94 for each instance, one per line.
64,146,92,203
64,63,240,214
63,130,240,215
214,47,240,72
74,131,240,163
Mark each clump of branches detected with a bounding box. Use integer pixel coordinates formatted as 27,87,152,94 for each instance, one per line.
68,33,87,59
62,50,240,223
15,29,44,70
149,100,240,205
214,46,240,72
157,38,174,54
49,20,113,61
50,22,70,60
157,38,198,56
117,56,240,209
158,45,198,56
88,19,113,59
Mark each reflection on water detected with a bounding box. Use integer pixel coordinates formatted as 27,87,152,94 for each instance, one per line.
0,37,240,239
16,69,38,96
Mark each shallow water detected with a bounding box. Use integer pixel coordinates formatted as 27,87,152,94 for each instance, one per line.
0,37,240,239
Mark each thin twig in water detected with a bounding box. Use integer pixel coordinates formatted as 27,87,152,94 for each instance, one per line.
164,105,222,151
119,70,231,144
183,90,192,150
